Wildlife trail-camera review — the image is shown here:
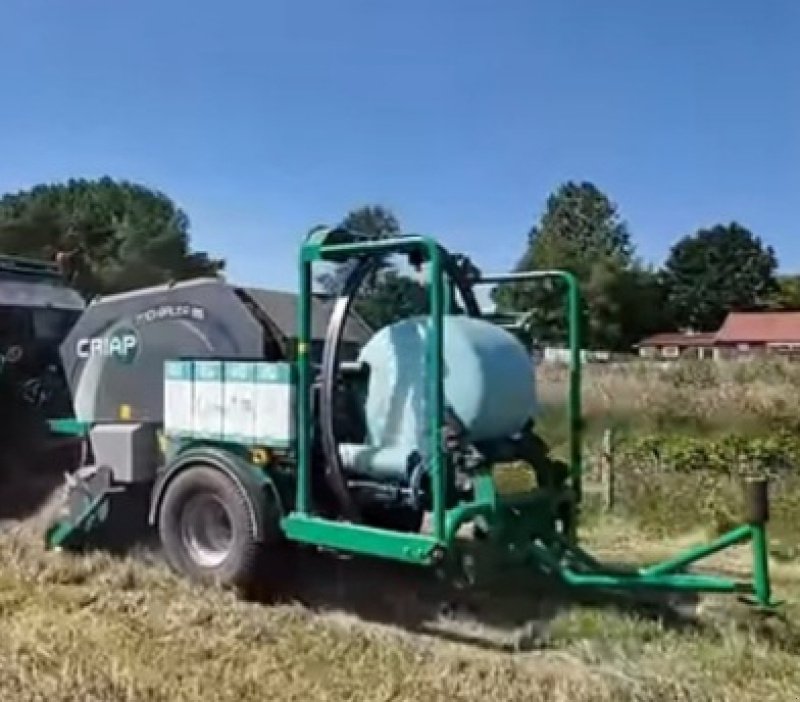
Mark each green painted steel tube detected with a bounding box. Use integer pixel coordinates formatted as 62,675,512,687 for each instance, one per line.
48,418,91,437
639,523,752,577
296,253,313,514
312,236,439,259
751,523,772,607
478,270,582,502
303,233,448,541
444,501,493,543
281,514,440,565
45,492,108,549
529,542,748,594
564,571,749,594
426,243,447,542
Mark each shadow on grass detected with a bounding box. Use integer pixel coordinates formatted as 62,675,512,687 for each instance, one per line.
14,452,777,656
38,503,713,653
43,516,798,655
236,542,708,653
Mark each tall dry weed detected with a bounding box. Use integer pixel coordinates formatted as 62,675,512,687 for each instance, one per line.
537,358,800,439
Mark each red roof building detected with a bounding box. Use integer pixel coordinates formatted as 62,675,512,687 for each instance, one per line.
715,311,800,347
636,331,717,360
637,311,800,360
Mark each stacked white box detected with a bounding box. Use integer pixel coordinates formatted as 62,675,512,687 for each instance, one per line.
192,360,224,439
163,360,194,437
254,362,294,448
223,361,257,444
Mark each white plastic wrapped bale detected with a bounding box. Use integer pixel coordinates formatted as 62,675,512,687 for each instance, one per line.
357,315,537,450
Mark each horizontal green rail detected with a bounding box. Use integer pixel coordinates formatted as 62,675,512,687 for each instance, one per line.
530,521,777,608
281,513,443,566
48,418,90,437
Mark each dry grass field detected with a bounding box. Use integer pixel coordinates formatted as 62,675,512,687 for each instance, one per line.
1,359,799,702
537,356,800,442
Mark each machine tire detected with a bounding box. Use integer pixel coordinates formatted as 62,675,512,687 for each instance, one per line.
157,465,265,589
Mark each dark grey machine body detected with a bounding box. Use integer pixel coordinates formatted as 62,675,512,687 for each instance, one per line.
59,278,280,424
59,277,372,425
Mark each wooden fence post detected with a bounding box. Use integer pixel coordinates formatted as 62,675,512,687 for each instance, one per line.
602,428,615,512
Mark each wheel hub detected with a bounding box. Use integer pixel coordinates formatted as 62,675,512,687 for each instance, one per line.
180,494,234,568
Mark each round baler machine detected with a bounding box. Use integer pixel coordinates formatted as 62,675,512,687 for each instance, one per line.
45,226,779,612
0,254,85,477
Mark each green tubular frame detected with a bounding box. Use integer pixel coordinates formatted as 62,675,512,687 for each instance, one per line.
48,417,91,437
475,271,777,608
283,225,779,609
534,520,776,606
284,229,450,561
284,229,545,564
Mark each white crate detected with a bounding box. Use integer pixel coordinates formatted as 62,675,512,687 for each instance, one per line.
222,361,257,444
192,360,224,439
163,360,194,437
254,362,294,448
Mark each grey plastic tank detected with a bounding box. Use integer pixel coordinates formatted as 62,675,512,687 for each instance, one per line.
357,314,537,449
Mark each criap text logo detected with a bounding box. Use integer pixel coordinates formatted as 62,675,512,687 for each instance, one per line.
76,327,139,363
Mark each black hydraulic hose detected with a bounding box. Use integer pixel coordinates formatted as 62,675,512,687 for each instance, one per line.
443,255,482,318
318,256,378,522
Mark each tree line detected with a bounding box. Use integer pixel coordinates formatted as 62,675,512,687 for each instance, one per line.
492,181,786,351
0,177,792,351
0,177,224,299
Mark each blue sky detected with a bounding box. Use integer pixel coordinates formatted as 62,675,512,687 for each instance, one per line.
1,0,798,292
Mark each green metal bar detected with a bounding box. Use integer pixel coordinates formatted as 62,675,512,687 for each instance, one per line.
48,418,91,437
751,522,772,607
312,236,439,258
45,491,109,549
281,514,441,565
444,502,490,542
427,243,446,542
529,542,749,594
305,232,448,542
295,251,313,515
477,270,583,503
639,523,752,577
565,571,749,594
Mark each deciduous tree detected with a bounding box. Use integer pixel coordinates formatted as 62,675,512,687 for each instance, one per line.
662,223,777,331
316,204,429,329
492,181,649,351
0,177,224,298
767,274,800,310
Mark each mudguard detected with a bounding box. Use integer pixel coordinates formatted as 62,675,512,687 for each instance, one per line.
148,444,284,543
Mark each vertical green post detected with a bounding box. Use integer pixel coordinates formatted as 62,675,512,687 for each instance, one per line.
296,252,313,515
564,271,582,504
426,244,446,542
751,523,772,607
